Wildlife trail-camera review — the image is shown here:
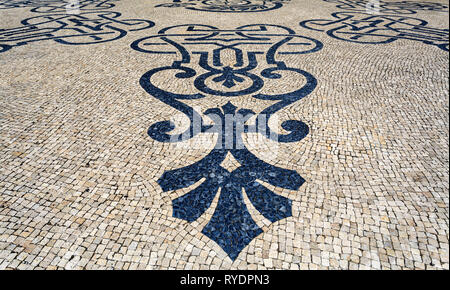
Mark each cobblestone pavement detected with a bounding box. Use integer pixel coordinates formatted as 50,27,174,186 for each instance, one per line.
0,0,449,270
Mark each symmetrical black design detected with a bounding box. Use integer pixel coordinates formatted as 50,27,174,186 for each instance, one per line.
300,12,449,51
322,0,448,14
0,12,155,53
0,1,155,53
132,24,322,260
0,0,118,11
155,0,289,13
0,0,59,9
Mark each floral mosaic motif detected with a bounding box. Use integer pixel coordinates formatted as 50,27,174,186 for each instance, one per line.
131,24,323,260
0,0,59,9
0,11,155,53
322,0,448,14
0,0,118,12
155,0,289,13
300,12,449,51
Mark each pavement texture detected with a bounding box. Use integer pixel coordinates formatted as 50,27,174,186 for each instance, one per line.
0,0,449,270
